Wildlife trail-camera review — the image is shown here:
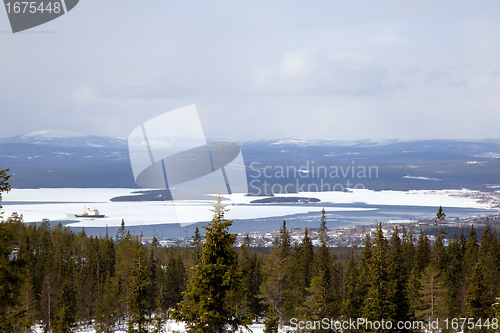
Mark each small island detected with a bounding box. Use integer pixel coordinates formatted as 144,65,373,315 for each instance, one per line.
250,196,321,204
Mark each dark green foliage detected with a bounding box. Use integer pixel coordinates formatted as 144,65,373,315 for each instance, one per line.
190,227,202,266
239,235,264,319
344,233,372,322
363,223,393,332
343,250,361,324
0,220,24,332
306,209,340,327
444,234,466,317
434,206,446,226
432,230,447,272
260,220,294,327
263,305,279,333
465,260,495,323
161,249,186,311
54,282,77,333
171,195,251,333
414,229,431,274
0,166,11,211
127,245,151,333
388,228,411,331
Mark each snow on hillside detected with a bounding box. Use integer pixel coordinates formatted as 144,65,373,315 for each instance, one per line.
0,130,128,148
22,129,85,139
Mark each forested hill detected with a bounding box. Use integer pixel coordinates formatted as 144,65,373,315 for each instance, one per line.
2,133,500,191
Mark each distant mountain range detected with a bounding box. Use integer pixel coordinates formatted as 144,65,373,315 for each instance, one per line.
1,130,500,191
0,129,128,149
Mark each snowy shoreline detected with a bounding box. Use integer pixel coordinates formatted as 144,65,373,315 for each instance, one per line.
1,188,498,228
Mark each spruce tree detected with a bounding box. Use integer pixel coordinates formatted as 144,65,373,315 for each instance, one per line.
418,265,446,330
0,220,24,332
191,227,202,266
128,245,151,333
444,234,465,318
54,282,77,333
463,225,479,276
307,208,340,324
347,232,372,321
343,249,361,325
401,225,415,275
414,229,431,274
0,166,11,213
239,235,263,319
432,230,447,273
465,260,495,326
388,228,411,331
248,253,264,317
163,249,186,310
171,195,250,333
434,206,446,226
260,220,293,327
295,228,314,314
363,223,393,332
406,267,422,320
263,305,279,333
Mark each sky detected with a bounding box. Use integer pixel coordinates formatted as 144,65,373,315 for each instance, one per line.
1,0,500,141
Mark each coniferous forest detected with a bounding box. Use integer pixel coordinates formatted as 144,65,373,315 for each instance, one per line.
1,169,500,332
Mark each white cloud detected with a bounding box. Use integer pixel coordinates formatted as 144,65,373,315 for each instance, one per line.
1,0,500,141
253,50,387,95
72,87,99,105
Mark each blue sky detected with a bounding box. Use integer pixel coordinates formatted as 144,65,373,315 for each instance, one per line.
1,0,499,141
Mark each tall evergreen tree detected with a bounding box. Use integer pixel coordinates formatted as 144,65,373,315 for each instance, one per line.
163,249,186,310
463,225,479,276
444,234,466,318
433,206,446,226
414,229,431,274
406,267,422,320
191,227,202,266
363,223,393,332
294,227,314,316
465,260,495,325
54,282,77,333
127,244,151,333
401,225,416,277
432,230,447,273
239,235,263,319
0,166,11,214
0,219,25,332
388,228,411,331
343,249,361,325
418,265,446,329
307,208,340,326
260,220,293,327
171,195,250,333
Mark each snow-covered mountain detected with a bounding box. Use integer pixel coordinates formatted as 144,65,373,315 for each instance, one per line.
0,129,127,149
1,131,500,190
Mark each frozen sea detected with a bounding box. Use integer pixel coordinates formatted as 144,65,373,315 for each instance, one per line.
1,188,498,238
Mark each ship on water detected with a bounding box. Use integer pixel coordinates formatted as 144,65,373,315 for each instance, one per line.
75,207,105,218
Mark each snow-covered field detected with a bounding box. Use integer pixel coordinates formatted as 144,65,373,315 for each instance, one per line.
1,188,497,228
33,320,291,333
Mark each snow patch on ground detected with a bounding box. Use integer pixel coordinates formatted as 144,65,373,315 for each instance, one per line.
33,321,292,333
